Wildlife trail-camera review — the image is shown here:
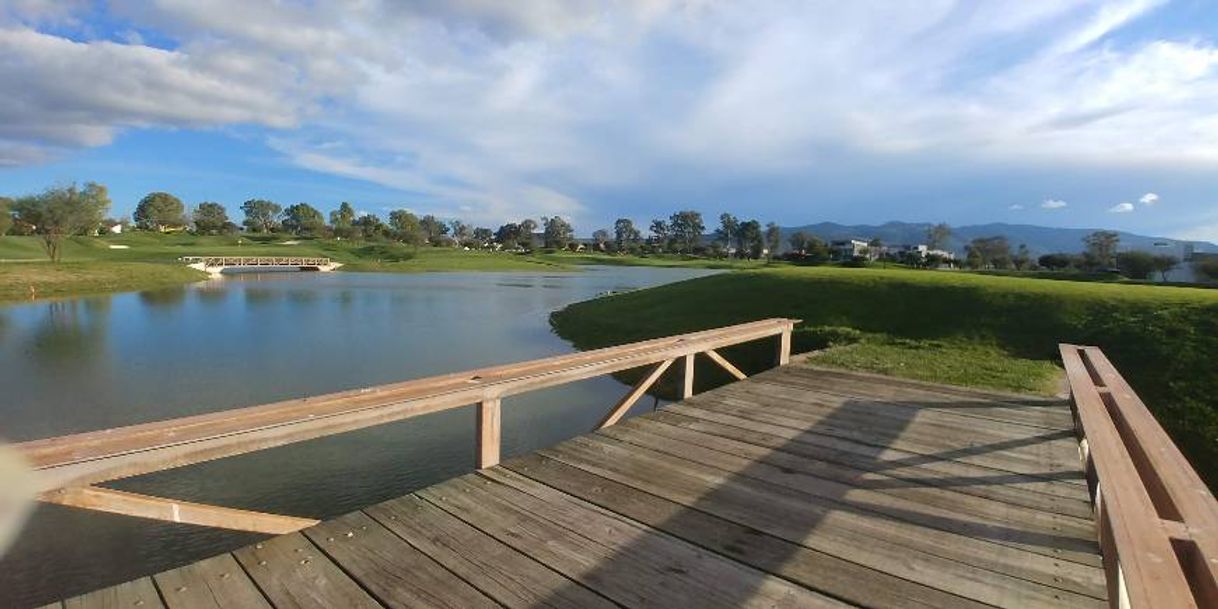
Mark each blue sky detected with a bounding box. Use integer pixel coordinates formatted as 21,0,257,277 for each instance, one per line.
2,1,1217,240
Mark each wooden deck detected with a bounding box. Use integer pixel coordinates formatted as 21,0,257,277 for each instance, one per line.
41,365,1105,609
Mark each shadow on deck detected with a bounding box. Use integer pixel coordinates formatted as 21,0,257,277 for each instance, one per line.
40,366,1105,609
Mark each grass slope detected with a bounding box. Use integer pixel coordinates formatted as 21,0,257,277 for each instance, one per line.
550,266,1218,484
0,262,208,302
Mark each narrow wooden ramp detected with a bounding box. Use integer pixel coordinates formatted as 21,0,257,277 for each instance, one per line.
44,367,1105,609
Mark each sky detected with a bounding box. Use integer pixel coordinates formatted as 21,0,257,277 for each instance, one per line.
2,0,1217,240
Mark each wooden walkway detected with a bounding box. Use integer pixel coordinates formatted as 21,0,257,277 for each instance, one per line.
40,366,1105,609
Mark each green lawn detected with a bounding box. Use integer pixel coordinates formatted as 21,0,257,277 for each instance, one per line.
0,262,208,302
549,265,1218,485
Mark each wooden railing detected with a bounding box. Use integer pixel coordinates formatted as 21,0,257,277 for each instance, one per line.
1060,345,1218,609
179,256,333,267
16,319,797,536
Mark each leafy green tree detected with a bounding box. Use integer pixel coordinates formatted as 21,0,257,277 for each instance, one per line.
241,199,282,233
353,213,388,239
1013,244,1031,270
542,216,574,249
495,223,522,248
1038,253,1074,270
668,210,704,254
1152,254,1179,282
0,196,12,236
788,231,813,254
738,219,763,258
591,229,610,251
613,218,641,252
133,191,186,231
330,202,357,239
472,227,493,247
716,213,739,253
518,218,538,250
965,236,1012,269
926,223,952,251
648,218,670,251
765,222,782,258
192,202,229,234
1083,230,1121,268
282,203,327,236
388,210,423,247
1116,251,1156,280
419,214,449,245
12,182,111,261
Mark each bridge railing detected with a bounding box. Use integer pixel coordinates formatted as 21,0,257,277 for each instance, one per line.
1060,344,1218,609
180,256,332,267
17,319,797,535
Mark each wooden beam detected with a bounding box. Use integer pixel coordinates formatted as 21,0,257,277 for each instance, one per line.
477,398,502,469
1059,344,1198,609
597,359,674,429
777,323,793,366
40,486,318,535
20,319,797,492
704,349,747,381
682,354,695,399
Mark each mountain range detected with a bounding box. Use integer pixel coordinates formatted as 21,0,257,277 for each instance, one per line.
779,222,1216,257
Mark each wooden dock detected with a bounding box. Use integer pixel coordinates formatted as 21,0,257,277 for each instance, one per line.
38,366,1106,609
20,320,1218,608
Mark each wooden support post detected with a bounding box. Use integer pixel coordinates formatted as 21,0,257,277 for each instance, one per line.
682,353,695,399
777,324,792,366
477,398,502,469
704,349,747,381
40,486,318,535
598,359,674,429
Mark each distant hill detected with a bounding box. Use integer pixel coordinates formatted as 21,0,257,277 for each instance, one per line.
779,221,1217,257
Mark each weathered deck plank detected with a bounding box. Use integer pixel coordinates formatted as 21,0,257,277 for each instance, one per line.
37,366,1106,609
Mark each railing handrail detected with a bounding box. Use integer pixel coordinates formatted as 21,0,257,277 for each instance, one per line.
1059,344,1218,609
179,256,332,265
19,319,797,535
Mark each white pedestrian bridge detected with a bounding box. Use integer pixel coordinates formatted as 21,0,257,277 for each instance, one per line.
180,256,342,276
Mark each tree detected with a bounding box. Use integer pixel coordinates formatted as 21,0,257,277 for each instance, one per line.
449,220,472,246
1116,251,1156,280
495,223,522,248
788,231,813,254
281,203,327,236
12,182,110,262
648,219,669,251
1151,254,1179,282
867,237,883,260
1013,244,1031,270
738,220,764,259
133,191,186,231
716,213,740,254
765,222,782,258
388,210,423,248
472,227,493,248
241,199,281,233
419,215,449,245
192,202,229,234
353,213,387,239
591,229,610,251
1083,230,1120,268
964,236,1012,269
542,216,574,250
613,218,641,252
668,210,704,254
330,202,357,239
0,196,12,236
1197,258,1218,281
926,223,951,251
1038,253,1074,271
518,218,538,250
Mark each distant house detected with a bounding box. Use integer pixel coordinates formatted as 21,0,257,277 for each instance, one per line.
830,239,871,260
892,243,956,261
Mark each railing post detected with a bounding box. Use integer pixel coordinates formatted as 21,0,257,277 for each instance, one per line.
777,323,793,366
682,354,695,399
477,398,502,469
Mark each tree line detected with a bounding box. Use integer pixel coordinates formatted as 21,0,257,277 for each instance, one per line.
962,230,1182,281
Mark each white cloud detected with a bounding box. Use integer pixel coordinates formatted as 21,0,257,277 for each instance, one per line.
1009,204,1025,210
1042,199,1068,209
1140,192,1160,205
1109,202,1135,213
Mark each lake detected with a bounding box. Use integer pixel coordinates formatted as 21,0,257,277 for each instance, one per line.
0,266,717,607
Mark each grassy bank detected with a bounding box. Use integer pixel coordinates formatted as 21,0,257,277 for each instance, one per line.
550,266,1218,484
0,262,208,302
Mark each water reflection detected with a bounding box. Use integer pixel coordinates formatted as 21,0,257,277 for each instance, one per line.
0,266,718,607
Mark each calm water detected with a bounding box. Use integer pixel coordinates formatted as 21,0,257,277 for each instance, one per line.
0,266,716,607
